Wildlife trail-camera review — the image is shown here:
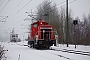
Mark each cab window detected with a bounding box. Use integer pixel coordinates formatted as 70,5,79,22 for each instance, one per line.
34,24,38,28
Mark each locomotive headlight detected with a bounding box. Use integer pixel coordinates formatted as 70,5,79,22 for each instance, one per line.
36,35,38,39
40,22,42,24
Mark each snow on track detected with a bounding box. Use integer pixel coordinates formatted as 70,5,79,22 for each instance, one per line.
42,49,90,60
1,42,65,60
1,41,90,60
51,48,90,56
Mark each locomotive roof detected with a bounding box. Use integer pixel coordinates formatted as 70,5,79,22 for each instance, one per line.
31,19,48,25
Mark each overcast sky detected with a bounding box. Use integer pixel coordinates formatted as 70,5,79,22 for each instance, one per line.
0,0,90,41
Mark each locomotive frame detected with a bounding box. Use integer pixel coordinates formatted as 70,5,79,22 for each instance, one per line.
28,19,58,49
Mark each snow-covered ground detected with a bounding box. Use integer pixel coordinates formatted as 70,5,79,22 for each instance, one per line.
0,41,90,60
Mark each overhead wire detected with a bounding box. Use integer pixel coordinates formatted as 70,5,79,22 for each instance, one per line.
0,0,10,13
6,0,76,25
37,0,66,14
6,13,24,28
20,0,67,31
1,12,24,30
0,0,5,7
31,0,76,23
15,0,67,36
38,0,76,15
44,0,76,22
54,0,76,12
1,0,76,33
1,0,48,28
29,0,54,11
27,0,54,20
1,0,32,30
5,13,30,33
7,0,32,22
0,0,23,29
4,17,29,34
8,0,23,16
27,0,54,14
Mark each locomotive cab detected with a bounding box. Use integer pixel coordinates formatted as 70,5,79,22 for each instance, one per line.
28,19,58,49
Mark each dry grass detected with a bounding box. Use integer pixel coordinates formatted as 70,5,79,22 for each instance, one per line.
0,45,7,60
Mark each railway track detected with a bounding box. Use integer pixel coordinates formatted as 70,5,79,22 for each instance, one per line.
23,44,90,56
21,44,90,56
41,49,73,60
20,44,90,60
40,48,90,60
51,48,90,56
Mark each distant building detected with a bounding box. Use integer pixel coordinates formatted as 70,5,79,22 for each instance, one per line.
10,28,18,42
10,33,18,42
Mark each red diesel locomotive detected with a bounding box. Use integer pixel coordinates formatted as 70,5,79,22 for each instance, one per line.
28,19,58,49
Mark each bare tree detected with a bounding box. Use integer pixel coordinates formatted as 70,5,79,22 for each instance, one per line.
36,0,90,45
0,45,7,60
75,13,90,45
36,0,60,43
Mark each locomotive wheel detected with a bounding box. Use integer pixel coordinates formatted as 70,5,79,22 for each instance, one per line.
35,45,39,49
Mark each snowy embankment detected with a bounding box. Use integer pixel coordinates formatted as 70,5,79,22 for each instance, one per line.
52,44,90,52
0,41,90,60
